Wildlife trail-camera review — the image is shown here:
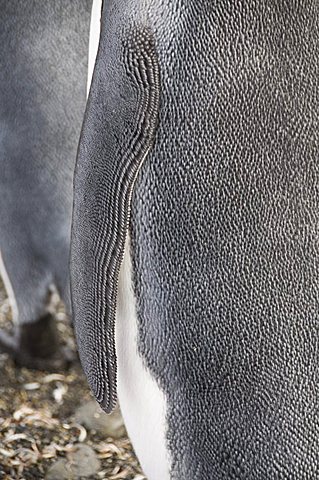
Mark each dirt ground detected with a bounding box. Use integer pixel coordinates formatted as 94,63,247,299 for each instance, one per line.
0,279,145,480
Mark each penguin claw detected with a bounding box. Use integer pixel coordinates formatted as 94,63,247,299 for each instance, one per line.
0,314,77,371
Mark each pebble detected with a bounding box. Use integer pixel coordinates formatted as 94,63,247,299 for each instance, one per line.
46,444,101,479
74,400,126,438
46,459,71,480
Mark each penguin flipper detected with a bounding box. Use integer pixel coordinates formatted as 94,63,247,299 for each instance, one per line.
71,9,160,414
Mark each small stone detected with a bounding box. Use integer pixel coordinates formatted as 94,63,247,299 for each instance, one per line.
46,459,72,480
74,400,126,438
46,445,101,479
68,444,101,477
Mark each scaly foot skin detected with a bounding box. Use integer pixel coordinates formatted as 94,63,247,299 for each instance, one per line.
0,313,75,371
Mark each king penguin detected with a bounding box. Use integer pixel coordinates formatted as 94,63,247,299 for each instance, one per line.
72,1,319,478
0,0,91,368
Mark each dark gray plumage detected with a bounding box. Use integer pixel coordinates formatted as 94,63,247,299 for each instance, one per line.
72,0,319,478
0,0,91,367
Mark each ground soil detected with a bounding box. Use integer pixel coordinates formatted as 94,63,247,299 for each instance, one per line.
0,280,144,480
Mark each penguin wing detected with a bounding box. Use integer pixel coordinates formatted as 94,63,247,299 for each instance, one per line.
70,4,160,413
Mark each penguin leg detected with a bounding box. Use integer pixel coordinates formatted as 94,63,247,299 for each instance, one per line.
0,247,74,371
0,0,90,370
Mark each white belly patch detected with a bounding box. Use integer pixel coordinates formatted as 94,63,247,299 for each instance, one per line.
116,236,171,480
87,0,102,94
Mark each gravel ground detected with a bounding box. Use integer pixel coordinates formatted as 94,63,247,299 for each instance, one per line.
0,279,145,480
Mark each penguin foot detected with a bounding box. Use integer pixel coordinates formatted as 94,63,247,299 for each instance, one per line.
0,313,75,371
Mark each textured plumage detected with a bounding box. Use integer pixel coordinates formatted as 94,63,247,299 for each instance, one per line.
72,1,319,478
0,0,91,365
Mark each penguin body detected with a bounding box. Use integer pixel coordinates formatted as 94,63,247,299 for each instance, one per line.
72,1,319,478
0,0,91,366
